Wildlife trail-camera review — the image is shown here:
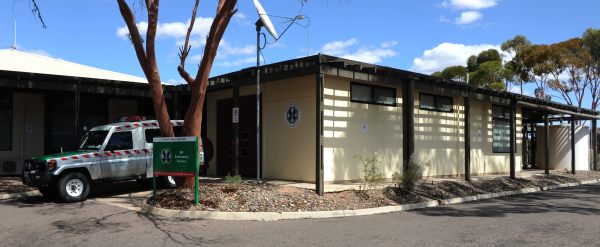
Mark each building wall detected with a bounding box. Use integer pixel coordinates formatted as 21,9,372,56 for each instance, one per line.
108,98,138,122
323,75,403,182
468,99,523,175
206,75,316,181
322,76,523,182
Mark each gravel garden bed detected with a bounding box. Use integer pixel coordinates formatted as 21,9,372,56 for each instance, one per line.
0,177,35,195
149,170,600,212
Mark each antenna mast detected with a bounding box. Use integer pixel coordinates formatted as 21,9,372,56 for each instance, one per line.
11,18,17,49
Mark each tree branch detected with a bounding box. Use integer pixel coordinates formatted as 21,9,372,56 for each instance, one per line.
117,0,148,75
177,0,200,84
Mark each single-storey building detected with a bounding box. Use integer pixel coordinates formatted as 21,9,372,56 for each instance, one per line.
1,50,598,196
200,54,599,194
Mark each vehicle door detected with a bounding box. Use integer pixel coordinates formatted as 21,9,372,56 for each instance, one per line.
101,130,137,179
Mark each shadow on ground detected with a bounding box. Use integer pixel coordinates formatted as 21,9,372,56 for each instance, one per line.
414,184,600,218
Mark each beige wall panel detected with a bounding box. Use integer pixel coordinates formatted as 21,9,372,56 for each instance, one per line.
262,75,316,181
468,99,522,175
323,76,403,182
413,89,464,177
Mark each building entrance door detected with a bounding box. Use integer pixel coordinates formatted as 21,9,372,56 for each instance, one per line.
216,95,260,178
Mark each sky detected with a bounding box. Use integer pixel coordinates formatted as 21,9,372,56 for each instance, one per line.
1,0,600,107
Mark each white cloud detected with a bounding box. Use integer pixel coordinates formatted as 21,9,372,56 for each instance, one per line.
441,0,498,10
233,12,250,25
439,15,451,23
321,38,358,56
218,41,254,58
381,41,398,49
116,17,213,41
455,11,483,25
411,42,500,74
216,56,256,67
319,38,398,64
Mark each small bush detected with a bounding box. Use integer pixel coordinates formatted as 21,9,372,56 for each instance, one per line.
398,155,424,192
353,153,384,190
225,173,241,188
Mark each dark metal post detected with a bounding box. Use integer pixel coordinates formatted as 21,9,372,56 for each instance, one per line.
233,86,240,175
403,79,415,171
571,117,576,174
464,97,471,181
544,112,550,175
316,69,324,196
255,20,263,183
593,119,597,171
509,99,516,179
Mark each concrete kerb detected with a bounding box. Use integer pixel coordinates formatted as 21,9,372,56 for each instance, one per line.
141,179,600,221
0,190,40,200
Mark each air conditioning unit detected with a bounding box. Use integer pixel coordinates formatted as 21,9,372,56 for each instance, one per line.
0,160,23,177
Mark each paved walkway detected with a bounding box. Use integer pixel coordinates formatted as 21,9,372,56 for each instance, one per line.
1,182,599,246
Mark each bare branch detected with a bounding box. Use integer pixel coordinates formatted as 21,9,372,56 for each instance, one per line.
178,0,200,84
117,0,148,74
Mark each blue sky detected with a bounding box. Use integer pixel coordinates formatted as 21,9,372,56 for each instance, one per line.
1,0,599,106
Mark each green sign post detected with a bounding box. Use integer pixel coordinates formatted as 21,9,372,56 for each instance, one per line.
153,136,200,205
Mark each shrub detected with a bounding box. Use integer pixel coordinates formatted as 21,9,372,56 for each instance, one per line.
353,153,384,190
225,173,241,188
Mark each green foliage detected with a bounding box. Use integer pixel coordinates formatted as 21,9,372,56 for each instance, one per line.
441,65,468,82
353,153,384,190
469,61,509,89
583,28,600,65
431,71,443,78
393,155,424,193
467,55,478,72
225,173,241,188
476,49,502,65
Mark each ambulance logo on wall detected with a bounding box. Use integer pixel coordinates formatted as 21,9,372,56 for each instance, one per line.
284,103,301,128
160,148,172,165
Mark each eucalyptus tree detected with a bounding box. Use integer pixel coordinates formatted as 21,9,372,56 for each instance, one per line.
117,0,238,187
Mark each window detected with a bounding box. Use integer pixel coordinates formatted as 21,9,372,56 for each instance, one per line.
350,82,396,106
492,106,511,153
0,92,11,150
79,131,109,151
419,93,454,112
105,131,133,151
144,126,183,143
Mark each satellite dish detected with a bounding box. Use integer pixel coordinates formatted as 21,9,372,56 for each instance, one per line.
253,0,279,40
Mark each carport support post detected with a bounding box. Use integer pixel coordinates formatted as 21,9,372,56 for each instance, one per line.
464,96,471,181
571,117,576,174
544,112,550,175
233,85,240,176
593,119,597,171
403,79,415,171
315,71,324,196
509,99,516,179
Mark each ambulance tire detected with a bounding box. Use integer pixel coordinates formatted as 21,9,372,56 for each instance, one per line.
159,176,177,189
57,172,90,202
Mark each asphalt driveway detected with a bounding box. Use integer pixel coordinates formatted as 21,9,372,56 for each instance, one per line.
1,183,600,246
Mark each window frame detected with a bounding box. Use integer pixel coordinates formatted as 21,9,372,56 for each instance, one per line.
0,91,12,151
492,105,512,153
419,93,454,113
350,82,397,106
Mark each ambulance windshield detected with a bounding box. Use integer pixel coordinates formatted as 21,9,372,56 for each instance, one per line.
79,130,109,151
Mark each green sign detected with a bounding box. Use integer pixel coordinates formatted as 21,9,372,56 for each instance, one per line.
152,136,200,205
153,136,198,177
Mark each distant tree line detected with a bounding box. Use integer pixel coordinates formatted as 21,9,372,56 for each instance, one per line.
432,28,600,112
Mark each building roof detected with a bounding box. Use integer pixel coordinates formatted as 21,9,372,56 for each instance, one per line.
0,49,151,84
205,54,599,119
